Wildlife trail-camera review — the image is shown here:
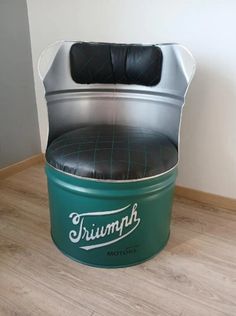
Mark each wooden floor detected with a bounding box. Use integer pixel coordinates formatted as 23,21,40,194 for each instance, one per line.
0,164,236,316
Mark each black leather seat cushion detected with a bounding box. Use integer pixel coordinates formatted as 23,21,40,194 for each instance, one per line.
46,125,177,180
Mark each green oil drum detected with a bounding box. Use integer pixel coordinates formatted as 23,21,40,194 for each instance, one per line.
39,41,195,268
46,164,177,268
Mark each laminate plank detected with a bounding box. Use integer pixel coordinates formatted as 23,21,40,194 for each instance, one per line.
0,164,236,316
0,265,91,316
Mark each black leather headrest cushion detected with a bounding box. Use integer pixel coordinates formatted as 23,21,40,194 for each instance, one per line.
70,42,163,86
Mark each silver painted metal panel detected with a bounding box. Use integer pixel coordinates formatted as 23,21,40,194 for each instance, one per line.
39,41,196,150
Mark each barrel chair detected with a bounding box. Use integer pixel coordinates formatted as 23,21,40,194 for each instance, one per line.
38,41,195,268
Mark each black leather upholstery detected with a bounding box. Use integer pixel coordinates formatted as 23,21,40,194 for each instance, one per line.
46,125,177,180
70,42,163,86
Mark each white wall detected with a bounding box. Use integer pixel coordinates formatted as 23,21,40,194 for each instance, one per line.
27,0,236,199
0,0,41,168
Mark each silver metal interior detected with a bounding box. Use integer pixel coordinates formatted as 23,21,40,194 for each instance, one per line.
39,41,196,150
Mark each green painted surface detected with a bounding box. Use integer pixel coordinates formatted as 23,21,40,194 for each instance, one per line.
46,164,177,268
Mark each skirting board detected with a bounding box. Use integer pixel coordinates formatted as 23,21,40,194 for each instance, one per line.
0,153,44,179
175,186,236,211
1,155,235,211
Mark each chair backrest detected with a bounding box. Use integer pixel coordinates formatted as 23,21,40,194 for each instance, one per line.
39,41,195,148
